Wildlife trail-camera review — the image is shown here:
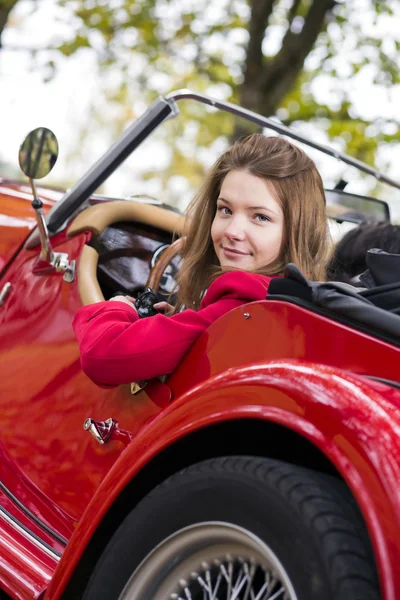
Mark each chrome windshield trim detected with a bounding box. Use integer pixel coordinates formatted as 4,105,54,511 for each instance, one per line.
167,89,400,191
46,96,178,233
37,88,400,238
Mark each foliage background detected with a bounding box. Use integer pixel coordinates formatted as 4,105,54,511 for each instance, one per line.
0,0,399,218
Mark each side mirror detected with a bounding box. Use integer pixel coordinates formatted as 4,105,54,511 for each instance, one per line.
17,128,75,282
18,127,59,180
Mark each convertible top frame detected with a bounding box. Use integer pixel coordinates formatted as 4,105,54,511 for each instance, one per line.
44,89,400,234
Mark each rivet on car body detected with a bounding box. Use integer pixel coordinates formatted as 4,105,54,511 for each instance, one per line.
244,312,250,319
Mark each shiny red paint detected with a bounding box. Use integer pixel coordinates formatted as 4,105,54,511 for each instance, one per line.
2,183,400,600
0,216,177,597
1,445,73,541
0,490,64,557
0,181,60,274
0,231,169,524
0,490,58,600
46,362,400,600
168,300,400,397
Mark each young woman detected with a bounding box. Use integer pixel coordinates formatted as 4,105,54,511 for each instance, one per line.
73,134,329,387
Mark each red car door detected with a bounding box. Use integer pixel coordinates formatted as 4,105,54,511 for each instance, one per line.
0,232,167,525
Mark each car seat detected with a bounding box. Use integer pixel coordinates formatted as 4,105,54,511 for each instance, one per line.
267,258,400,346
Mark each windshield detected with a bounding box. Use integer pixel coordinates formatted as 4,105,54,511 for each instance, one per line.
47,93,400,232
102,103,400,220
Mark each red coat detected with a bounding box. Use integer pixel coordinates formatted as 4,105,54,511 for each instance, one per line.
72,271,275,386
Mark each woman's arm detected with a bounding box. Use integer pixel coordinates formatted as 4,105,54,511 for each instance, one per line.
72,272,272,387
72,297,241,386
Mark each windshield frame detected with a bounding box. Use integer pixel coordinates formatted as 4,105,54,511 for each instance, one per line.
45,89,400,234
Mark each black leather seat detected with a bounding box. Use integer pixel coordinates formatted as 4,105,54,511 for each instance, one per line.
358,249,400,314
268,262,400,346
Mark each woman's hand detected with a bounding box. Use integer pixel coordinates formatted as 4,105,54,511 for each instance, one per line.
153,301,174,315
109,295,137,311
108,295,173,315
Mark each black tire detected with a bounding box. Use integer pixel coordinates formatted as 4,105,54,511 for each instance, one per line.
83,457,380,600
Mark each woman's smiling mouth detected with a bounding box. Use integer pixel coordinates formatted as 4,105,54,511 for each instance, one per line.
222,246,250,257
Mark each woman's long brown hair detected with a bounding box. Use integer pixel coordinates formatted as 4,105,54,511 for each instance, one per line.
174,134,330,311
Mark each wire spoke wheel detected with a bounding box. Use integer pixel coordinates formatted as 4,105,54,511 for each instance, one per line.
83,457,380,600
119,522,297,600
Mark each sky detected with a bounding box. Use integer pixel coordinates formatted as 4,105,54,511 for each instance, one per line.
1,0,399,223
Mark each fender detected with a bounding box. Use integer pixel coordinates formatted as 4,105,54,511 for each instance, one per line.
46,360,400,600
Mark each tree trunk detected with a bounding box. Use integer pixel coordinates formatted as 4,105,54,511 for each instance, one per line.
234,0,336,139
0,0,19,48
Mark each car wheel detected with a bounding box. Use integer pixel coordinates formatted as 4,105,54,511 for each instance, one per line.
83,456,380,600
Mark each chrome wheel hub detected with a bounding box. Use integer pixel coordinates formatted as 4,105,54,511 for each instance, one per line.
119,522,298,600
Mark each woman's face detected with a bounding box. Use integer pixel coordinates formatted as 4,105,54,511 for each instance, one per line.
211,169,284,270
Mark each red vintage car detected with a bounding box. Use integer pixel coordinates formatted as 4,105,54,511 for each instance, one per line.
1,91,400,600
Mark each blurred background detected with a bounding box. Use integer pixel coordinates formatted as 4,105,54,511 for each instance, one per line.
1,0,399,221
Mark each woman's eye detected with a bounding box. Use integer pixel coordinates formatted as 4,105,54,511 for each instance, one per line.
217,206,231,215
255,213,270,222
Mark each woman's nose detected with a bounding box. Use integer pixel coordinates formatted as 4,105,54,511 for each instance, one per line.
224,219,246,241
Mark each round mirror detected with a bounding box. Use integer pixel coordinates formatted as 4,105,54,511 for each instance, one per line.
18,127,59,180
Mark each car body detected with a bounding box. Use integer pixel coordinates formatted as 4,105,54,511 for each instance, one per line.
1,91,400,600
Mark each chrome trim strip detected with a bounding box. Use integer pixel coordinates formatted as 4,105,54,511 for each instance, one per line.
46,96,177,233
0,482,68,546
364,376,400,390
167,89,400,191
29,88,400,239
0,282,11,307
0,506,61,561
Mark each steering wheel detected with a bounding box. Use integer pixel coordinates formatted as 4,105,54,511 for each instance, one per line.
145,237,185,291
67,200,185,305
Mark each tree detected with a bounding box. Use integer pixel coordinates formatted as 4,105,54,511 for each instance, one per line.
0,0,18,47
2,0,400,189
239,0,335,128
64,0,400,162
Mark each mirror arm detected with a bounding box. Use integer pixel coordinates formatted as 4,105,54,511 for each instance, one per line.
32,197,54,264
30,181,75,282
17,127,74,278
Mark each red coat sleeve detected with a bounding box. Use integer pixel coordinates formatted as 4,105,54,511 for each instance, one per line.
72,272,272,386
